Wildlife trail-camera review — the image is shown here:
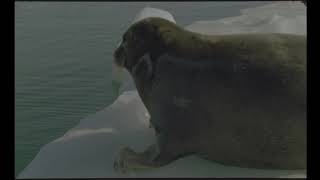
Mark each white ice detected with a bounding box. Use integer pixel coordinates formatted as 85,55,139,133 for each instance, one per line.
18,2,306,178
186,2,306,35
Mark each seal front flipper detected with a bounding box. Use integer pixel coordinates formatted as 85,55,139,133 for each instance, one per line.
113,144,175,173
113,134,190,174
113,146,157,174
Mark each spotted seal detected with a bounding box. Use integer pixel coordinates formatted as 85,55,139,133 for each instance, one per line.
113,17,306,173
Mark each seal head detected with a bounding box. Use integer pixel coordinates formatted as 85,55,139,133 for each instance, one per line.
113,18,166,73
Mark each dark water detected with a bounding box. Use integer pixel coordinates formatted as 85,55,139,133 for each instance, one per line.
15,2,268,176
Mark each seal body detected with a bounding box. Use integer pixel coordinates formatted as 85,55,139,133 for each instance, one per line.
113,17,306,172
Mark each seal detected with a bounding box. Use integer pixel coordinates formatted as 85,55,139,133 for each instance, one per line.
113,17,306,173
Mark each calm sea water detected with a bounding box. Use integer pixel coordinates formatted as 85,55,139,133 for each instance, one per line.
15,2,268,176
